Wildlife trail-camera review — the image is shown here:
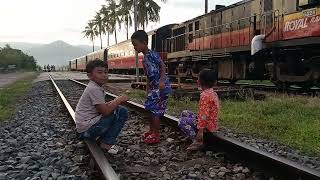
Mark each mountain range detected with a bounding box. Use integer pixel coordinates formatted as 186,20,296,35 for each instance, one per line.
0,41,99,66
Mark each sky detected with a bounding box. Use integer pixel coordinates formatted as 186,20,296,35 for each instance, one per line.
0,0,239,46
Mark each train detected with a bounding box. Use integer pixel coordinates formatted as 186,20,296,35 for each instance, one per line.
69,26,173,74
70,0,320,88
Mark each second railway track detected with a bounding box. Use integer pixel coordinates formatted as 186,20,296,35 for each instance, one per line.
50,74,320,180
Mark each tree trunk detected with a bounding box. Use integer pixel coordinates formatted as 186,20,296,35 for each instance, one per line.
92,40,95,52
126,16,129,40
115,26,118,44
145,11,148,30
100,30,103,49
107,32,110,47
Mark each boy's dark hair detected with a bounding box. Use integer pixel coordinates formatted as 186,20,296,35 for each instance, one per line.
131,30,148,43
86,59,107,73
199,69,217,88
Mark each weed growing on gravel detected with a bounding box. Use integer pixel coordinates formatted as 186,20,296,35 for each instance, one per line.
0,73,38,121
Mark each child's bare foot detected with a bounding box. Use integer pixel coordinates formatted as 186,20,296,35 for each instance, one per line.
100,144,119,154
186,141,204,151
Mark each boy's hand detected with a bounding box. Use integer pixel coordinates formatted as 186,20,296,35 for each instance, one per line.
117,95,129,103
159,80,165,90
196,128,204,143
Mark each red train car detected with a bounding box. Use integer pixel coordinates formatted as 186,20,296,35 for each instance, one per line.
70,24,175,74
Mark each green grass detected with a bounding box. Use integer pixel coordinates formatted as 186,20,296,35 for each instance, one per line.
125,89,146,104
220,95,320,155
125,89,198,116
125,89,320,155
0,73,38,121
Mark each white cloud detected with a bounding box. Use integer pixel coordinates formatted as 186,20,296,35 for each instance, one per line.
0,0,239,46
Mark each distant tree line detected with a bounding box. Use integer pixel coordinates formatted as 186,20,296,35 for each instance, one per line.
0,44,38,71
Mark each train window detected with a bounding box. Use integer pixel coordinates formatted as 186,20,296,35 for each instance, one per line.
299,0,308,6
223,24,230,33
239,19,247,29
299,0,320,7
188,23,193,32
189,34,193,43
195,21,200,31
213,27,218,34
264,0,273,12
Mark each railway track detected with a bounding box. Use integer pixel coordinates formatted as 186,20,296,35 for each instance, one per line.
49,74,320,180
49,74,119,180
225,82,320,97
107,74,320,97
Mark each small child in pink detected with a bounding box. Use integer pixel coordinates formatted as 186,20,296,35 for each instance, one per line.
178,69,220,150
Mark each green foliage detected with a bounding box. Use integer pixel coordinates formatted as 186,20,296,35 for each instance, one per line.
0,73,38,121
0,44,37,71
83,0,167,46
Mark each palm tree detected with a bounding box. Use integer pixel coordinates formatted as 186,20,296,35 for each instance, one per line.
106,0,122,44
118,0,133,40
82,21,96,52
92,12,105,49
135,0,167,30
100,5,112,46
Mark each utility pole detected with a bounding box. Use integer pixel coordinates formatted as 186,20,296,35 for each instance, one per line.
205,0,208,14
134,0,139,82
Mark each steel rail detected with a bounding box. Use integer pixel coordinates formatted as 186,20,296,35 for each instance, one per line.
49,74,119,180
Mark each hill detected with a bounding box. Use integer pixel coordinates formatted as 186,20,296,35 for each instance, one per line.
0,41,99,66
27,40,90,66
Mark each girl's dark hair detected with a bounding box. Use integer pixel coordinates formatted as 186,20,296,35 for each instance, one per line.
131,30,148,43
86,59,107,73
199,69,217,88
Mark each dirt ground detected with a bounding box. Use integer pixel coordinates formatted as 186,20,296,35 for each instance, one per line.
0,72,35,88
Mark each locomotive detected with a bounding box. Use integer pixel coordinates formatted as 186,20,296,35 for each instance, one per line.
70,0,320,88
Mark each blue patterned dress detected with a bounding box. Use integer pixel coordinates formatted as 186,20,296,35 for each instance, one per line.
143,50,172,117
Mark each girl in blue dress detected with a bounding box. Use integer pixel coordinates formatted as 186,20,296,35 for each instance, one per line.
131,30,172,144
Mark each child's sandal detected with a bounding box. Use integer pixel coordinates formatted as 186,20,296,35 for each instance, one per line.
143,133,160,144
142,131,152,139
